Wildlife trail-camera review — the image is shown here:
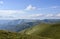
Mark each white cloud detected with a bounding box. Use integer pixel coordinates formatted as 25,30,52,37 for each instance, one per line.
0,10,26,18
18,13,60,19
25,5,59,11
0,10,25,14
25,5,36,10
46,14,54,17
16,14,44,19
37,6,60,10
56,14,60,17
0,1,3,4
0,10,60,19
29,14,43,17
50,6,59,9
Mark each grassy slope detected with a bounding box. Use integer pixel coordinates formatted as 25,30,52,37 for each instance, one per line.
20,23,60,39
0,30,50,39
40,24,60,39
0,23,60,39
0,30,19,39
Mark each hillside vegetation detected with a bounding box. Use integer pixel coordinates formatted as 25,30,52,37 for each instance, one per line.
0,23,60,39
20,23,60,39
0,30,50,39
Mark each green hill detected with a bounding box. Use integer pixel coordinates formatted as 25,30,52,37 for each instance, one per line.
0,30,50,39
20,23,60,39
0,23,60,39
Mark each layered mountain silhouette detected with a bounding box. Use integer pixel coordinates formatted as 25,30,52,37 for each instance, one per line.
0,19,60,32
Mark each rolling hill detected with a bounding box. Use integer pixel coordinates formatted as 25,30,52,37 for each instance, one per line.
0,30,51,39
19,23,60,39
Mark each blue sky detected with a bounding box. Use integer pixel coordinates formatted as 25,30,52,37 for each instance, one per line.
0,0,60,19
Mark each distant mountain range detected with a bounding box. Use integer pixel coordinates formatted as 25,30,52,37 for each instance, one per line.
0,19,60,32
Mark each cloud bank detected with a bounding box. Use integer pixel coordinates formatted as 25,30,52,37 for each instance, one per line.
0,4,60,19
0,10,60,19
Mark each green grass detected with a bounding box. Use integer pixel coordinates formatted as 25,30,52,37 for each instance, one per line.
0,23,60,39
40,24,60,39
20,23,52,34
20,23,60,39
0,30,50,39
